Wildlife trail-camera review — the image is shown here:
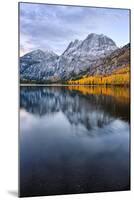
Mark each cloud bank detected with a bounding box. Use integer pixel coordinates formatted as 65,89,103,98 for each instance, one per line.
20,3,130,56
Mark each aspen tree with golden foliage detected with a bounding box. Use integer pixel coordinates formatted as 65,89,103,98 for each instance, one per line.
68,65,130,86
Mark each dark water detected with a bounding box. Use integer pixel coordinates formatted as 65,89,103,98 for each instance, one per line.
19,86,130,197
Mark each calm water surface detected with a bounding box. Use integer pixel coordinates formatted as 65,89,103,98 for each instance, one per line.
19,86,130,197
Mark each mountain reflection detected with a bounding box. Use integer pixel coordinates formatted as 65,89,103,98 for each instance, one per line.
20,86,129,133
20,86,130,197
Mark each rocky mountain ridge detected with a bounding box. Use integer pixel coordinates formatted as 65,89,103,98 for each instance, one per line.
20,33,129,83
86,43,130,77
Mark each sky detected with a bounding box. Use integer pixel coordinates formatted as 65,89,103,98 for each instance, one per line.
20,3,130,56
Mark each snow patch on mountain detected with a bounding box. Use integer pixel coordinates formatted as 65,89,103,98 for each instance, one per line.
20,33,118,82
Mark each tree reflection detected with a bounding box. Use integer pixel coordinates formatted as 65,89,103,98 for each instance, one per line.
20,86,130,132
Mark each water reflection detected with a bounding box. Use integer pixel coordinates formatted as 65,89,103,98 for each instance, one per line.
20,86,130,130
20,86,130,197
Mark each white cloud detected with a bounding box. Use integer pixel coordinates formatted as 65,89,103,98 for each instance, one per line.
19,3,130,55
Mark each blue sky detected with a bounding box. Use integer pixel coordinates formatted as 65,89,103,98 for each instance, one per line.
20,3,130,56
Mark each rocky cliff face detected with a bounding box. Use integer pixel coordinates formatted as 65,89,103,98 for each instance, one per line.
63,33,117,57
20,33,120,83
86,43,130,76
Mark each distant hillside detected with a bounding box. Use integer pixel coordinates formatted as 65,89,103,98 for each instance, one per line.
68,43,130,86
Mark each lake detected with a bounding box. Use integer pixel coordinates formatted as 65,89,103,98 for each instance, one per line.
19,86,130,197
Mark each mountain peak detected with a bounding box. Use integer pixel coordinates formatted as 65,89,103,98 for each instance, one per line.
62,39,82,56
85,33,116,44
80,33,117,53
62,33,117,58
86,33,97,39
32,49,44,53
21,49,58,60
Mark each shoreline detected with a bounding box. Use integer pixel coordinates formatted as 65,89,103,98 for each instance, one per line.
20,83,130,87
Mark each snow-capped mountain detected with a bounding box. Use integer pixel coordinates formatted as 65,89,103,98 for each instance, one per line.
63,33,117,57
20,33,118,82
20,49,59,81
